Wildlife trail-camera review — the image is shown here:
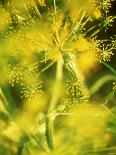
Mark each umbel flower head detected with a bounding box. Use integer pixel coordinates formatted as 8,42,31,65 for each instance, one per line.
0,0,114,64
0,0,116,154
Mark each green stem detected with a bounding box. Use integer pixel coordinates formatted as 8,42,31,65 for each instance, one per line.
45,116,54,150
89,75,116,95
64,53,89,95
40,61,55,73
54,0,57,13
45,54,64,151
82,146,116,153
105,88,116,105
101,61,116,75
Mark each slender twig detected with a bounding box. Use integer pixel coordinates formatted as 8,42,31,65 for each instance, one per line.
40,61,55,73
104,88,116,105
81,146,116,153
54,0,57,13
101,61,116,75
89,75,116,95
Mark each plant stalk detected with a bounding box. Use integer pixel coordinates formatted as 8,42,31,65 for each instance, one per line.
45,54,64,151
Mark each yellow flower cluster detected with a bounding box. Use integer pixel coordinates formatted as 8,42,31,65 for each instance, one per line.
7,65,23,86
67,104,110,148
98,45,114,62
64,0,99,22
100,50,114,62
6,26,52,57
0,8,11,31
100,0,112,14
38,0,46,6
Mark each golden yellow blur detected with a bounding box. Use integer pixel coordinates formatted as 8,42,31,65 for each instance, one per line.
0,7,11,31
63,103,110,149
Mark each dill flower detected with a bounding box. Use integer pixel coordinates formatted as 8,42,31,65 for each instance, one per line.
100,0,112,14
7,65,23,86
100,50,114,62
20,68,44,102
98,45,114,62
21,80,43,102
6,25,52,57
0,0,115,154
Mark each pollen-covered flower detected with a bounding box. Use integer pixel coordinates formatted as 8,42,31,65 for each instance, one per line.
98,44,114,62
104,16,114,28
6,26,52,56
7,65,23,86
66,77,88,100
0,0,115,154
100,0,112,14
21,80,43,102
